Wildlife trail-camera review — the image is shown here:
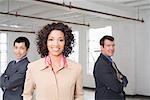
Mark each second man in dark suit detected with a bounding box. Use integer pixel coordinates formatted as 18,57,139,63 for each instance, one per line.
93,35,128,100
0,37,30,100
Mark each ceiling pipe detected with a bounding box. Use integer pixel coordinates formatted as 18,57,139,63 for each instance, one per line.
34,0,144,23
0,12,90,27
0,29,35,34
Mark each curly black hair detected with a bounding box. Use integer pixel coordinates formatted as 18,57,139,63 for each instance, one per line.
36,22,74,57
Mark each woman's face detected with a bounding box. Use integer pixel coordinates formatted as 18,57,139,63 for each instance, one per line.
47,30,65,57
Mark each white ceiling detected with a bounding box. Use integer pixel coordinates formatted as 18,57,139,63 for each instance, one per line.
88,0,150,10
0,0,149,32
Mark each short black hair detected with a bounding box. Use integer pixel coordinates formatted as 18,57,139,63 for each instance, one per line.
13,37,30,49
100,35,114,47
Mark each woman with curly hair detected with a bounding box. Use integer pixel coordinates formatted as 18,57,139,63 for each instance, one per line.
23,22,83,100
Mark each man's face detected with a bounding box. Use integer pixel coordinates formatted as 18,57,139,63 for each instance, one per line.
101,39,115,57
13,42,28,60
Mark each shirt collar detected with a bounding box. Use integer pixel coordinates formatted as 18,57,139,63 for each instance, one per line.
15,56,27,63
44,54,68,72
102,53,112,63
107,56,112,63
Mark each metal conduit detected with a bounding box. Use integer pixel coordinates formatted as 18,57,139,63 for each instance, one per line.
34,0,144,23
0,12,89,27
0,29,35,34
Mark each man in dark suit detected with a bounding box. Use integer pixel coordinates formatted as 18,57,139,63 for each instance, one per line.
0,37,30,100
93,35,128,100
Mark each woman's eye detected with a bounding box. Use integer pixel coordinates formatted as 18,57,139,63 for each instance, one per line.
48,39,53,41
59,39,64,42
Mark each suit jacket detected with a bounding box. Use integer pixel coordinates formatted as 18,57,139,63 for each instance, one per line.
0,57,29,100
23,58,83,100
93,53,128,100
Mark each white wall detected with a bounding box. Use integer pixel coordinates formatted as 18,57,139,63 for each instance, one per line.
135,10,150,96
113,20,136,95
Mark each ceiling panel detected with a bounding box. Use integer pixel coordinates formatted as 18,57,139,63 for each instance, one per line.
0,0,149,32
87,0,150,10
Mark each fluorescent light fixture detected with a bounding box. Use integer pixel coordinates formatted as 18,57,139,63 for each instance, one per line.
10,25,21,28
0,24,21,28
0,24,8,27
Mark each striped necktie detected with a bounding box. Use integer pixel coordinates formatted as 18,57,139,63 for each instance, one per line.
112,61,123,82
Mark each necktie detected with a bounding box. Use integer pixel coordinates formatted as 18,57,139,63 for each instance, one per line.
112,61,123,82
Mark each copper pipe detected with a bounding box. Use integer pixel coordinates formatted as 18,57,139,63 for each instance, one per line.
34,0,144,23
0,12,90,27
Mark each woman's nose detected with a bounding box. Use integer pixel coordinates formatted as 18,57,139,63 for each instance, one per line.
53,40,59,45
